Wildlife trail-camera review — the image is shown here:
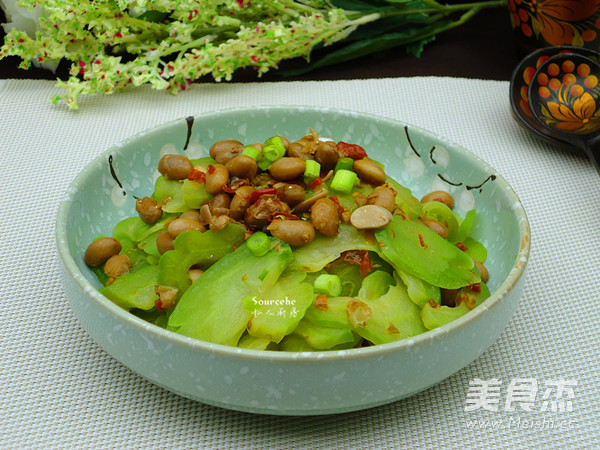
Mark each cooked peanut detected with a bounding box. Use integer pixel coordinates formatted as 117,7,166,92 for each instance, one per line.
225,154,258,180
156,231,175,254
209,192,232,211
366,185,396,212
293,188,328,213
440,288,459,307
136,196,163,224
275,182,305,207
158,154,193,180
474,260,489,283
421,190,454,209
314,141,339,171
209,214,230,232
353,158,387,186
420,217,449,239
84,237,122,267
209,140,244,164
268,157,306,181
189,268,204,284
244,195,290,229
103,254,132,278
268,219,315,246
205,164,229,195
350,205,393,230
167,218,205,238
179,209,202,221
311,198,339,237
229,185,255,220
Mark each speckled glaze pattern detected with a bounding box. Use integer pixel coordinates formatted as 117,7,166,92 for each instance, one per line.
56,106,530,415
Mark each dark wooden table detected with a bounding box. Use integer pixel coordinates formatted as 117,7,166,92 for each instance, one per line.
0,4,519,82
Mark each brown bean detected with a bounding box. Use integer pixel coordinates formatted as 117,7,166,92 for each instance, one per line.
136,196,163,224
353,158,387,186
314,141,340,171
420,217,448,239
293,188,328,213
474,260,489,283
209,140,244,164
158,154,193,180
179,209,202,221
205,164,229,195
366,185,396,212
268,157,306,181
84,237,122,267
440,288,459,307
244,195,290,229
421,190,454,209
189,268,204,284
209,192,232,211
156,231,175,254
209,214,230,232
252,172,276,187
229,185,255,220
350,205,393,230
167,218,205,238
311,198,339,237
274,182,305,208
103,254,132,278
268,219,315,246
225,154,258,180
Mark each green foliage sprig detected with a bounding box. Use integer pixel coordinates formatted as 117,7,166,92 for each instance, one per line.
1,0,503,108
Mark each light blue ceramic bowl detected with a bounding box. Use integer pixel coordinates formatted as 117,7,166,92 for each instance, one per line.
56,106,530,415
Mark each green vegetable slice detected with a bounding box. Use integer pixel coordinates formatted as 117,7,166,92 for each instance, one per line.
350,282,427,345
421,282,491,330
245,269,314,344
375,215,479,289
290,224,377,272
99,265,159,311
157,224,246,300
167,237,293,346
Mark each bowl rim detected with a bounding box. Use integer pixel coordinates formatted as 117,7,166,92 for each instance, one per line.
56,105,531,362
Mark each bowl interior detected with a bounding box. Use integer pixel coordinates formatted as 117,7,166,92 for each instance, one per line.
59,106,529,346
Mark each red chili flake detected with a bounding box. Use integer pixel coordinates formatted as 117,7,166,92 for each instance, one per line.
308,177,322,189
336,141,368,159
315,294,328,311
222,185,236,194
236,0,244,7
418,233,427,248
359,251,373,278
115,31,123,38
78,60,85,68
188,169,205,183
207,164,216,175
455,242,468,251
155,299,167,312
341,250,372,277
468,283,482,293
428,298,441,309
329,196,344,214
249,187,277,203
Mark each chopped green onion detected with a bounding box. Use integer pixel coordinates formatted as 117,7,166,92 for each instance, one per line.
262,144,286,162
246,232,270,257
314,274,342,297
257,158,272,171
304,159,321,183
242,146,261,161
330,169,358,193
264,136,285,149
258,269,270,281
334,157,354,172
